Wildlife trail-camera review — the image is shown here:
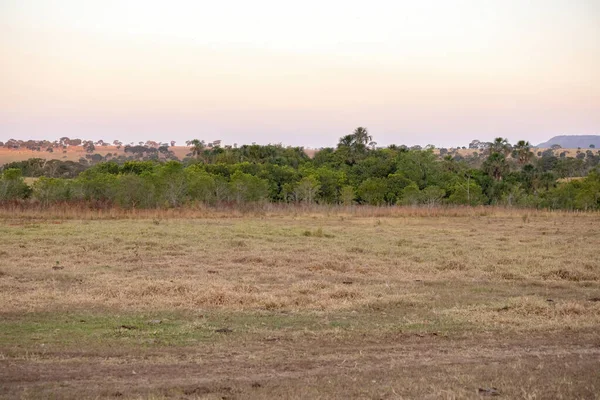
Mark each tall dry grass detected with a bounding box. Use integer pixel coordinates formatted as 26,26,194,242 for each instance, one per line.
0,202,596,221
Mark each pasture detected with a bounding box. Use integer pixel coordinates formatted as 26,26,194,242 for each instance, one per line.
1,207,599,399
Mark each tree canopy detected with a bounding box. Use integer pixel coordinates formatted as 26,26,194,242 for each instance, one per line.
1,129,599,210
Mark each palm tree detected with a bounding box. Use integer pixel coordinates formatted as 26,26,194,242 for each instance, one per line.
189,139,205,159
352,127,372,147
487,137,512,156
512,140,533,165
483,152,509,181
337,134,354,148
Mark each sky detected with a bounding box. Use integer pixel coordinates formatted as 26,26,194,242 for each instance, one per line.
1,0,599,148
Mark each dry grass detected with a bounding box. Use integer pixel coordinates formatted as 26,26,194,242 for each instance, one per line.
1,208,599,398
0,145,321,165
1,202,596,221
1,208,599,324
0,145,193,164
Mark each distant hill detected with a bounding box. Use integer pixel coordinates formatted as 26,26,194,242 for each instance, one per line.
536,135,600,148
0,145,321,166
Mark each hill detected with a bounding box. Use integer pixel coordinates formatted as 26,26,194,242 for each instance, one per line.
536,135,600,149
0,145,190,166
0,145,320,166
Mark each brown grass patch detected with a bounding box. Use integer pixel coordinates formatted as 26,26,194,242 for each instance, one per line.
2,208,600,398
1,209,599,315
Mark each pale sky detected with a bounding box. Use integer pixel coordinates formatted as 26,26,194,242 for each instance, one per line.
1,0,599,148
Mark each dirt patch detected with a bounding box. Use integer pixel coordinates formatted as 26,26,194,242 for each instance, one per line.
1,331,599,399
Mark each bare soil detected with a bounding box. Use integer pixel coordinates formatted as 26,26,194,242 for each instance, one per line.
2,331,599,399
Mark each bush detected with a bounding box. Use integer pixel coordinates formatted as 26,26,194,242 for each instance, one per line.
33,177,71,205
0,169,31,200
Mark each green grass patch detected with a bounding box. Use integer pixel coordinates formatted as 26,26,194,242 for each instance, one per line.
0,308,466,353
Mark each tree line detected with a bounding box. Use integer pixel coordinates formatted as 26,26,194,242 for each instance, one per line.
1,128,599,210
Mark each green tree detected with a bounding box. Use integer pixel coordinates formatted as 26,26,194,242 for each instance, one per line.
386,173,413,204
261,164,299,201
294,176,320,204
512,140,534,165
229,171,268,203
352,127,372,149
574,171,600,210
487,137,512,156
340,185,355,206
313,167,346,203
158,161,188,207
482,153,509,181
396,150,440,189
115,174,156,209
71,170,118,202
337,134,354,148
186,166,216,203
33,177,71,206
188,139,206,160
421,186,445,207
213,176,231,203
0,169,31,200
357,178,388,205
448,181,486,206
400,183,421,206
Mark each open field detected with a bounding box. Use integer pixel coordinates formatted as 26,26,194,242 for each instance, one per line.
1,208,600,399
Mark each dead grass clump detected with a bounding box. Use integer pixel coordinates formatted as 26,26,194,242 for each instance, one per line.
291,280,329,295
308,261,349,272
232,255,265,264
348,246,367,254
302,227,334,238
136,283,192,297
503,297,555,317
329,288,360,300
495,257,516,265
233,284,260,294
499,272,524,280
193,288,260,307
262,300,284,310
396,239,412,246
555,301,587,316
446,296,600,330
504,298,592,318
543,269,598,282
363,296,424,311
229,239,248,248
436,260,468,271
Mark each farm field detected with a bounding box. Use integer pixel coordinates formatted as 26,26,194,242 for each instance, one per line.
1,208,599,399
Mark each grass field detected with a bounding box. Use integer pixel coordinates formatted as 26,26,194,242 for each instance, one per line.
1,207,599,399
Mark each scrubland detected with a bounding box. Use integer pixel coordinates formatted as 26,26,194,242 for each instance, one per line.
1,207,599,399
